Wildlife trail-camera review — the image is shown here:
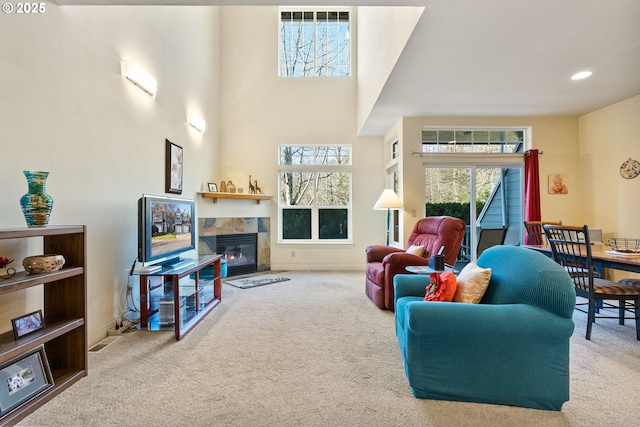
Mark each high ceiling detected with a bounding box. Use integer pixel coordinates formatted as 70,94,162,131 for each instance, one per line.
56,0,640,136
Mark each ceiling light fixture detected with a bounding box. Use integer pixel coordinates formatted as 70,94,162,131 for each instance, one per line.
571,71,592,80
121,60,157,97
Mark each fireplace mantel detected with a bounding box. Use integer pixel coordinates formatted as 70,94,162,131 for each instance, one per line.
200,192,272,204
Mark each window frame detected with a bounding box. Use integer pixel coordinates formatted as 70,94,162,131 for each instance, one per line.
278,7,351,77
278,144,353,244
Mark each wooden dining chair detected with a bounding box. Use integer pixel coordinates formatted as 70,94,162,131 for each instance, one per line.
523,220,562,245
543,224,640,340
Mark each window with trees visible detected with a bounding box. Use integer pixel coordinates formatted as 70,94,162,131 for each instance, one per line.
278,146,351,243
421,129,525,154
279,9,350,77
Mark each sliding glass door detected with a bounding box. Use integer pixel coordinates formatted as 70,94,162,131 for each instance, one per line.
424,163,523,265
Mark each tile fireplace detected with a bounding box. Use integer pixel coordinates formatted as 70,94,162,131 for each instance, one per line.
198,217,270,276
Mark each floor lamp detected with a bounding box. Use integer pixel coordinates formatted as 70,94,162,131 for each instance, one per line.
373,189,404,245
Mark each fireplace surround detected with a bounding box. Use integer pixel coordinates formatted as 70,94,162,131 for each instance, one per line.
198,217,270,276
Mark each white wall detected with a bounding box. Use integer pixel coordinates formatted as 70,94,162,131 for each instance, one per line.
579,94,640,280
0,4,220,345
356,6,424,134
217,6,385,271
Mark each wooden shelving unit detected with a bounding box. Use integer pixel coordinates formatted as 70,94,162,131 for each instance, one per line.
200,192,272,204
0,225,87,426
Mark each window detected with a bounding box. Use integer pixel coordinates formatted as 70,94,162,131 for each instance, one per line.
421,128,525,154
279,9,350,77
278,146,351,243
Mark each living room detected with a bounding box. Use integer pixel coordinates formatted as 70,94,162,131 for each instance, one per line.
0,2,639,424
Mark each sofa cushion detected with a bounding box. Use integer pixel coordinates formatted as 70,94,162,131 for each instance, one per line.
453,262,491,303
425,271,457,302
406,244,425,256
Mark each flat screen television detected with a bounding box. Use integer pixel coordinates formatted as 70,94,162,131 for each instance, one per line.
138,194,196,266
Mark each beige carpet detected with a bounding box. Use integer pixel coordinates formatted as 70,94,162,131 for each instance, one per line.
17,271,640,427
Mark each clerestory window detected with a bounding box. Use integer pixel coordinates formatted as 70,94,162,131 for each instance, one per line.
279,9,351,77
421,128,525,154
278,145,352,243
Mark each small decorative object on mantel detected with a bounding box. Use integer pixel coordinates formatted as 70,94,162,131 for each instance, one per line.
0,257,16,279
20,171,54,227
226,180,236,193
220,180,227,192
249,175,256,194
254,179,262,194
22,254,65,274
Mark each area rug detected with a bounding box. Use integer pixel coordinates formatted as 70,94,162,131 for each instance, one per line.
225,273,290,289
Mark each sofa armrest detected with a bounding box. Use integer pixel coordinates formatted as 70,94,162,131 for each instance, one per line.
394,274,430,301
365,245,404,263
403,301,574,338
382,251,431,268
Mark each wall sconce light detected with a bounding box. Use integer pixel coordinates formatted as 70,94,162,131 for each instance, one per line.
187,114,206,133
121,60,157,97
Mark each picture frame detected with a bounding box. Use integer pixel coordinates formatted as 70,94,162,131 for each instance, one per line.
0,346,54,418
548,173,568,194
165,139,183,194
11,310,43,340
207,183,218,192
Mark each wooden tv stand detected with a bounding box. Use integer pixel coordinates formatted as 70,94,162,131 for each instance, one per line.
136,255,222,340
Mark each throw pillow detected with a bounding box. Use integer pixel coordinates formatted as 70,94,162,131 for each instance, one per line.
424,271,457,302
406,244,425,257
453,262,492,304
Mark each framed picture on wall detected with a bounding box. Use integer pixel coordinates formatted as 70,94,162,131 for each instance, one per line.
166,139,183,194
548,173,568,194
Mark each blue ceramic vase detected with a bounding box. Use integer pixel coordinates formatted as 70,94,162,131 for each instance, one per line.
20,171,54,227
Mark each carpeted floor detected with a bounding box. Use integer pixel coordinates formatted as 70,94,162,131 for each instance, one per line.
17,271,640,427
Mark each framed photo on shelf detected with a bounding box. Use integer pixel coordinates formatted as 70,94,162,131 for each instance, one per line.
207,183,218,192
11,310,43,340
165,139,183,194
0,346,54,418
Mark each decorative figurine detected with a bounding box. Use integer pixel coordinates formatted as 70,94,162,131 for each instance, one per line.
254,180,262,194
249,175,256,194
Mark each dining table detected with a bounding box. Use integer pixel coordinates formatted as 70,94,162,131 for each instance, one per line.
522,243,640,274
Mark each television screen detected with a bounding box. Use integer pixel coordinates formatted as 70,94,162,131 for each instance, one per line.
138,195,195,265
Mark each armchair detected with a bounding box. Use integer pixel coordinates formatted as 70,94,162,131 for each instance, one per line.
365,216,466,310
393,245,576,410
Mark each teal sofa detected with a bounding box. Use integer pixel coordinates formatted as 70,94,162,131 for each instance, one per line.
394,245,576,410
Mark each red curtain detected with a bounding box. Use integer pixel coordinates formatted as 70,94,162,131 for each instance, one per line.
524,149,541,245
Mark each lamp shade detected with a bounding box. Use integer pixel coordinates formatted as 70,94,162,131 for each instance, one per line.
373,189,404,210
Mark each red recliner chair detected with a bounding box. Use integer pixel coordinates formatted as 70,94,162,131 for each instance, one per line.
365,216,466,310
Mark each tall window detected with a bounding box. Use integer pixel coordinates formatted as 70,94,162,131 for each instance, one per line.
279,10,350,77
278,145,351,243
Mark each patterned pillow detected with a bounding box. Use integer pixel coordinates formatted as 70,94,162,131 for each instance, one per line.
424,271,457,302
406,244,425,256
453,262,492,304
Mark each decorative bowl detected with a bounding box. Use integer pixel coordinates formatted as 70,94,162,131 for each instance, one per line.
23,254,66,273
607,238,640,253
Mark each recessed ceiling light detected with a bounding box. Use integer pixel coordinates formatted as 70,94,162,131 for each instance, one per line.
571,71,592,80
